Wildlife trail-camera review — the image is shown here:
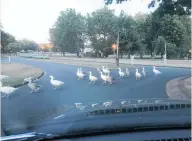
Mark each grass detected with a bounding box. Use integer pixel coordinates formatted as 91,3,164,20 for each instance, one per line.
1,63,43,87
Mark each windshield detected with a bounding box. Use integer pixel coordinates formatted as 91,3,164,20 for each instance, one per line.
1,0,191,137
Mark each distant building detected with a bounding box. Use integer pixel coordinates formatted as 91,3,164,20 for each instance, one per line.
39,43,53,50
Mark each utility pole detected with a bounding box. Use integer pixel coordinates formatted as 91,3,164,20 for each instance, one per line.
164,41,167,65
116,31,119,66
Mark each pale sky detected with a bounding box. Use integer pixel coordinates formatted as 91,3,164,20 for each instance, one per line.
1,0,156,43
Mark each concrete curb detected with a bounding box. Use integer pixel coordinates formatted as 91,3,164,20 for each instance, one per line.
166,77,191,100
13,71,45,88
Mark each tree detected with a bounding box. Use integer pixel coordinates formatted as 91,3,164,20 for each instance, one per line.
49,9,86,55
86,7,117,57
5,40,39,53
158,14,191,58
104,0,191,16
1,30,16,53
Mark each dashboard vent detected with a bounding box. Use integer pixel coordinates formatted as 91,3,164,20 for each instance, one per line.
87,103,191,116
143,137,191,141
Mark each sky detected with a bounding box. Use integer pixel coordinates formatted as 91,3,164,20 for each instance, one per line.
1,0,156,43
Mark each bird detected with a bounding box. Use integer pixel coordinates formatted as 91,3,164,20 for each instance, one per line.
89,71,98,84
142,67,146,77
153,66,162,76
125,68,130,76
101,66,110,74
0,75,9,81
106,72,116,84
79,67,87,75
0,81,18,97
135,69,142,80
76,68,81,80
118,68,125,78
77,68,86,80
100,71,108,83
24,77,42,93
49,75,64,89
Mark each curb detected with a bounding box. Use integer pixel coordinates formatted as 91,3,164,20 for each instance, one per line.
166,77,191,100
13,71,45,88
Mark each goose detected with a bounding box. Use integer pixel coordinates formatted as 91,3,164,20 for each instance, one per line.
135,69,142,80
0,81,17,97
49,75,64,89
106,72,115,84
0,75,9,81
142,67,146,77
89,71,98,84
101,66,110,74
100,71,108,83
125,68,130,76
24,77,42,93
153,66,162,76
76,68,81,80
118,68,125,78
79,68,86,75
77,68,86,79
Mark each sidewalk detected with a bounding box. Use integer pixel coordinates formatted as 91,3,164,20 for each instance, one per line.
48,56,191,68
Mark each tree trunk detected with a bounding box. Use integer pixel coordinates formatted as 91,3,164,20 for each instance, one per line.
62,52,65,56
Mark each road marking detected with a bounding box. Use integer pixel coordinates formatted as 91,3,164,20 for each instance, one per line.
53,114,65,120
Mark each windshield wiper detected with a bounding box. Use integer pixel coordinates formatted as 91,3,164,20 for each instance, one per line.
1,132,58,141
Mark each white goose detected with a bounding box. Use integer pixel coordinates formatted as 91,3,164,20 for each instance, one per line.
118,68,125,78
49,75,64,89
0,81,18,97
89,71,98,84
76,68,81,80
153,66,162,76
125,68,130,76
100,71,108,83
0,75,9,81
102,66,110,74
79,68,87,75
142,67,146,77
135,69,142,80
106,72,115,84
24,77,42,93
77,68,86,80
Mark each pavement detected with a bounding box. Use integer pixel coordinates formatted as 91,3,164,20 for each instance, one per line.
45,56,191,68
1,57,191,134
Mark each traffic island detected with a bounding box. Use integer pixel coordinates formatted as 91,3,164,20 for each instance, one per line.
1,63,44,87
166,77,191,100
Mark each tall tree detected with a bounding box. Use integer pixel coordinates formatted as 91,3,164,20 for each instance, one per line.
86,7,117,57
49,9,86,55
1,30,16,53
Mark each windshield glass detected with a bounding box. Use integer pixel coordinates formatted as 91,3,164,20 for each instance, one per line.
1,0,191,137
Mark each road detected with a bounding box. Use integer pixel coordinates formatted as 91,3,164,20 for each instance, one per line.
1,57,191,134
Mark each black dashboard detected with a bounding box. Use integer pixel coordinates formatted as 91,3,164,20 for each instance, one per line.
55,129,191,141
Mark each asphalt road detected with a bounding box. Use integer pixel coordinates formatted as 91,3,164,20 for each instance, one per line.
1,57,191,133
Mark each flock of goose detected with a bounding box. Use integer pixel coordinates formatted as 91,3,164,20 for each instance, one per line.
0,65,162,98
